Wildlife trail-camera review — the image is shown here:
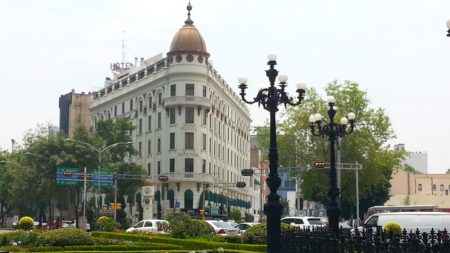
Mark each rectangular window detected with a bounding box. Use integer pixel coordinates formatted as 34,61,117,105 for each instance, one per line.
170,133,175,149
202,133,206,151
138,141,142,156
185,158,194,172
203,85,207,97
114,106,117,117
158,93,162,105
158,112,161,128
171,84,176,96
157,161,161,175
185,132,194,149
185,107,194,123
186,83,194,96
139,100,143,112
202,159,206,173
170,159,175,172
157,138,161,153
130,99,133,111
149,97,152,106
203,109,207,125
122,102,125,114
148,140,151,155
138,118,142,133
148,116,152,131
147,163,151,175
169,107,176,124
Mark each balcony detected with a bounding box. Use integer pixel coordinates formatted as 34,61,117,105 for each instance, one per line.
164,96,211,109
158,172,214,184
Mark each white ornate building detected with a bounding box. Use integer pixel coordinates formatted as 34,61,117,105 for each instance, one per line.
90,3,253,220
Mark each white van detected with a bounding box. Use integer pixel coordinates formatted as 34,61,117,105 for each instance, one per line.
363,212,450,233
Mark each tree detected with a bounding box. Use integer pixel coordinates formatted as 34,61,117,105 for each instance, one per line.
256,80,404,219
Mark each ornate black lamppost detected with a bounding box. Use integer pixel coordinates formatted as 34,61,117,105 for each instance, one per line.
309,96,355,236
238,54,306,252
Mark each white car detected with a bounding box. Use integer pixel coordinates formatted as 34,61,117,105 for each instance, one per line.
281,216,326,228
206,220,240,236
234,222,259,234
126,219,169,234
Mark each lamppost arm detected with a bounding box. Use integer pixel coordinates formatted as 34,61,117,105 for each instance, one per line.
66,139,100,153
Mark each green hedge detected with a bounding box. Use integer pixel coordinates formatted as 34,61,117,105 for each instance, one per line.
36,228,94,246
92,232,266,252
23,243,182,252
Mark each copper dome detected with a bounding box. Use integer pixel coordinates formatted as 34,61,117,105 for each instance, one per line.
168,2,209,56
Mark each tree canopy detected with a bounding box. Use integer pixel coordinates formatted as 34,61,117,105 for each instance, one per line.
0,118,145,227
255,80,404,219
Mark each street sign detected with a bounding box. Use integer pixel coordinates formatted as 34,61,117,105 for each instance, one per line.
56,167,80,186
91,169,113,188
175,201,180,208
235,181,246,188
241,169,254,176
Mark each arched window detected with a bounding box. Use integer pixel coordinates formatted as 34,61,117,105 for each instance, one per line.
433,184,437,191
440,184,445,191
167,190,175,208
184,189,194,209
418,184,422,191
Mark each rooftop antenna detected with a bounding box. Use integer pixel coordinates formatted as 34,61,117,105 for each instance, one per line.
122,29,126,64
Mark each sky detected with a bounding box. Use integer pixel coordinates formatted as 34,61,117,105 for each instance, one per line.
1,0,449,173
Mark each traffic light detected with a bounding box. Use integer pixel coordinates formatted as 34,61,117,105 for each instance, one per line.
63,172,73,177
314,162,326,169
199,209,206,216
110,203,121,209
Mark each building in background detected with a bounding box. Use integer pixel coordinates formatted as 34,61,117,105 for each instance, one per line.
386,168,450,211
394,143,428,174
90,3,252,222
59,89,92,137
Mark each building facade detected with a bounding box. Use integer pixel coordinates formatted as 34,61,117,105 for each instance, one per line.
90,4,253,219
59,89,92,137
386,168,450,210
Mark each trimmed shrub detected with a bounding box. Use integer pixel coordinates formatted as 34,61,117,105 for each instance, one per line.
19,216,34,230
242,223,291,244
92,232,267,252
383,222,402,235
0,230,41,246
97,216,118,231
36,228,94,246
165,213,214,238
230,209,242,223
244,212,254,222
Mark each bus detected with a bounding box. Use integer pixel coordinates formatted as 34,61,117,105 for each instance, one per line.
366,205,441,217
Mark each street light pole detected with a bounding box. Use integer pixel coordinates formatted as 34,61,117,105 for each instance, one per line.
446,20,450,37
66,139,132,214
238,54,306,252
309,96,355,236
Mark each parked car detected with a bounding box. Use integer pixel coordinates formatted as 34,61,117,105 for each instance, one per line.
206,220,240,236
234,222,259,234
61,220,76,228
281,216,326,228
33,221,49,229
361,212,450,233
126,219,169,234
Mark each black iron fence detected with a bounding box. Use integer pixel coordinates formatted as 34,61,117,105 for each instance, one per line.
281,226,450,253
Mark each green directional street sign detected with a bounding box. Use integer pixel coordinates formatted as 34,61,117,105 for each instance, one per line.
56,167,80,187
90,168,114,189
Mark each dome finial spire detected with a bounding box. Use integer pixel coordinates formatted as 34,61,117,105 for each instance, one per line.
185,1,193,25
